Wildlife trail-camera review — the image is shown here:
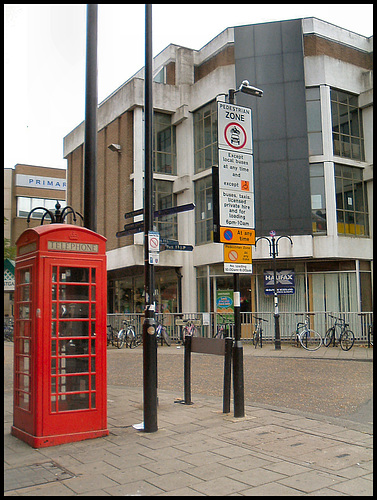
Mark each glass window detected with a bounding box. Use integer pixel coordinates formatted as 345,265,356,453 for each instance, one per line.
17,197,66,219
194,100,218,173
306,87,323,156
195,175,213,245
153,67,165,84
335,164,369,236
310,163,326,234
154,180,177,240
331,89,365,161
153,112,176,174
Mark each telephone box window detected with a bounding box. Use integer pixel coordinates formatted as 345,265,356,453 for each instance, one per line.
15,266,33,412
50,265,97,413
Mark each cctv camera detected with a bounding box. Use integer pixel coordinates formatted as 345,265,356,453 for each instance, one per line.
239,81,263,98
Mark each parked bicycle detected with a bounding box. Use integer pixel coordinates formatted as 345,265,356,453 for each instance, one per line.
182,318,199,341
252,316,268,348
290,313,322,351
213,313,233,339
358,313,373,347
118,319,140,349
156,322,172,346
107,324,121,348
324,314,355,351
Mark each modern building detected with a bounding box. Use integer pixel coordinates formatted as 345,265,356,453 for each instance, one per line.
63,18,373,325
3,164,67,315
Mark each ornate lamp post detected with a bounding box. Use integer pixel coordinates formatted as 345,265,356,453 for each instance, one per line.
27,201,83,226
255,231,293,350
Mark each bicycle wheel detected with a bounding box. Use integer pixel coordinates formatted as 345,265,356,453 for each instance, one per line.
290,331,300,347
252,331,259,348
116,329,125,348
127,327,138,348
299,329,322,351
340,329,355,351
323,327,334,347
161,328,171,346
118,330,128,349
216,326,225,339
191,326,199,337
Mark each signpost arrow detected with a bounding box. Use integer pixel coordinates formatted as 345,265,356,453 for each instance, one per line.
161,243,193,252
124,203,195,220
116,221,144,237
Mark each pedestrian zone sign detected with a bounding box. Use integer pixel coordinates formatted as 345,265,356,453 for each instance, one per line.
224,244,252,264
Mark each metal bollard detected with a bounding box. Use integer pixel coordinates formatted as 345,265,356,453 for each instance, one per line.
223,337,233,413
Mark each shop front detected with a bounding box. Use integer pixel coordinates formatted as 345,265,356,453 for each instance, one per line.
196,259,373,316
108,266,179,314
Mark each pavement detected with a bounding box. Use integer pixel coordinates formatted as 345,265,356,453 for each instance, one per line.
4,343,373,496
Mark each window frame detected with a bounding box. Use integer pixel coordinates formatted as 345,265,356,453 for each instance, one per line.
330,88,365,161
334,164,369,237
193,100,218,174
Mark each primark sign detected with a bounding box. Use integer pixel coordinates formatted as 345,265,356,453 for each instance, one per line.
16,174,67,190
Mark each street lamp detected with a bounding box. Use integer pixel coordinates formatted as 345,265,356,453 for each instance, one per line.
255,232,293,350
228,81,262,418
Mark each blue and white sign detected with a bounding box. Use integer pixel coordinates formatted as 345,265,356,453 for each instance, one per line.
264,269,295,295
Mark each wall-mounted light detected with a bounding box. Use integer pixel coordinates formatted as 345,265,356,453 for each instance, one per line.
107,143,121,153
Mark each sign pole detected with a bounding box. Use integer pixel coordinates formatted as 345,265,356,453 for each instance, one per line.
143,3,157,433
228,89,245,418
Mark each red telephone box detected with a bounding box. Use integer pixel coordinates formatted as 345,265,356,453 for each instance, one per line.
11,224,109,448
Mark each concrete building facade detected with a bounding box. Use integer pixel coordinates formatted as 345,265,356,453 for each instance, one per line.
63,18,373,322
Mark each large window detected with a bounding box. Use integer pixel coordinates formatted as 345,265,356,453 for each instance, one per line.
335,164,369,236
154,180,177,240
331,89,365,161
194,100,218,174
17,197,66,218
153,112,176,175
306,87,323,156
195,176,213,245
310,163,326,234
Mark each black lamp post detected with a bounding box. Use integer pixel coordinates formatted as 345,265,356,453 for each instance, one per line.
255,232,293,349
228,81,263,417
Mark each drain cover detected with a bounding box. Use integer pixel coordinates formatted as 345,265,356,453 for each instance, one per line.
4,462,74,492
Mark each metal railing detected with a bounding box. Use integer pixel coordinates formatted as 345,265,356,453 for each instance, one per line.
107,311,373,345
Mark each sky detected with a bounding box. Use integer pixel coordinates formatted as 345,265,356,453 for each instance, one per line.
4,4,373,171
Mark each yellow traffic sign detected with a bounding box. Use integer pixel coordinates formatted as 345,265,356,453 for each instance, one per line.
220,227,255,245
224,244,252,264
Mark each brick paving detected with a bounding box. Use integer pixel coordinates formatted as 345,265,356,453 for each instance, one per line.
4,342,373,496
